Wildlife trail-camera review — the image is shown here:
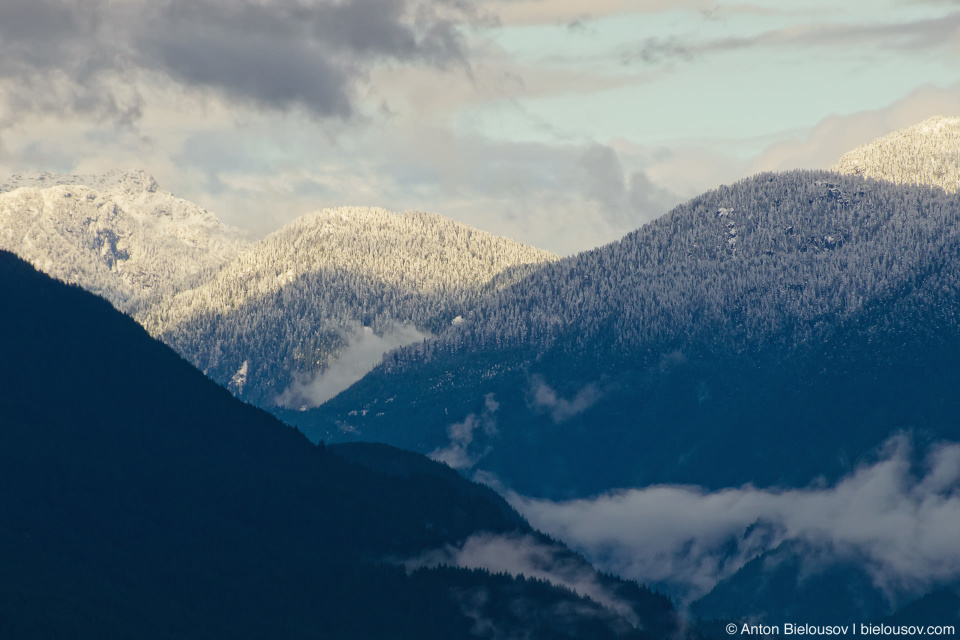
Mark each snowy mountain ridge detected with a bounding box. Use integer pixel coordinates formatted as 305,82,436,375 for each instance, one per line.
0,171,558,406
141,206,556,334
834,115,960,193
141,205,558,405
0,170,248,312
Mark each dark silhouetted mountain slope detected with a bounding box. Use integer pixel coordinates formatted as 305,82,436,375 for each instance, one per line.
0,249,674,640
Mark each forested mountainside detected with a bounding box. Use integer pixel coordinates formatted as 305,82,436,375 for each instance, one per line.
138,207,556,406
835,116,960,193
295,168,960,497
0,249,677,640
0,172,557,407
0,170,246,313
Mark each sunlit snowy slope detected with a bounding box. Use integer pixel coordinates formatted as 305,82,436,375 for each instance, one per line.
0,169,246,313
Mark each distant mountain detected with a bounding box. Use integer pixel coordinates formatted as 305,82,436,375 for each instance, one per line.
0,249,676,639
0,169,246,313
835,115,960,193
295,164,960,496
137,206,556,406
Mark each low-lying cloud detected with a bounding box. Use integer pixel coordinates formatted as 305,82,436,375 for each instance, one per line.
405,532,640,625
509,435,960,604
276,323,429,409
430,393,499,469
529,375,602,423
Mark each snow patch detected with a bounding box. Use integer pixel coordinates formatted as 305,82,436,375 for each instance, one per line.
231,360,249,394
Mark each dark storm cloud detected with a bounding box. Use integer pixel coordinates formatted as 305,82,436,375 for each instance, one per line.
0,0,142,127
0,0,97,65
137,0,482,118
0,0,484,126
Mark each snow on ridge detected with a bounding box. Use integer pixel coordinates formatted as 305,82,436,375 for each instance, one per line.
144,205,557,335
834,115,960,193
0,170,247,313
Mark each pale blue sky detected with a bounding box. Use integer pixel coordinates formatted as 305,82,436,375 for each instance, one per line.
1,0,958,254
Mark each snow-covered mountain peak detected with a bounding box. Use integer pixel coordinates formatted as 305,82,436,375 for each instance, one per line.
0,170,247,312
148,205,557,333
834,116,960,193
141,205,557,405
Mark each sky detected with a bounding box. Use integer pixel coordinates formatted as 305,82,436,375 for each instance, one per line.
1,0,959,255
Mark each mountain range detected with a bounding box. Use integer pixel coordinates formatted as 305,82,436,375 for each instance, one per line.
0,175,555,406
299,126,960,497
3,116,960,629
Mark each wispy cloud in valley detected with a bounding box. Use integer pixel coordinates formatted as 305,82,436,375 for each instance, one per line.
430,393,499,469
529,376,602,423
276,324,429,409
510,435,960,603
405,532,641,624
